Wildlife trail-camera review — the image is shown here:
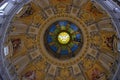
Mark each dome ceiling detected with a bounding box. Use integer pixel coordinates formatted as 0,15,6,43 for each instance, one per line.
3,0,120,80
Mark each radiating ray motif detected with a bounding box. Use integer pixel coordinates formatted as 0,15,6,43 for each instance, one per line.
44,20,83,60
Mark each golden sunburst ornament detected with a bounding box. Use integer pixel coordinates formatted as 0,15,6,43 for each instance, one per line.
58,32,70,44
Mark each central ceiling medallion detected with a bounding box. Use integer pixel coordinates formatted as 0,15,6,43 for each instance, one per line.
44,20,83,60
58,32,70,44
38,14,89,67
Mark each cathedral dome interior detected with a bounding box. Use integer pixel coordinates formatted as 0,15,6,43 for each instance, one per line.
0,0,120,80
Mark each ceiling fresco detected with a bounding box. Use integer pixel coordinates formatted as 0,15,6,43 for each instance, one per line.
3,0,120,80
